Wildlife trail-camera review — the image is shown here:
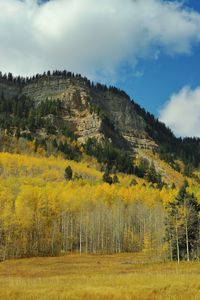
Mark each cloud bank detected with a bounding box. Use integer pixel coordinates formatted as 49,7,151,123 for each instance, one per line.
159,86,200,138
0,0,200,79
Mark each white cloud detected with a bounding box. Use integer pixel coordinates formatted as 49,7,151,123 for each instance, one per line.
0,0,200,80
159,86,200,138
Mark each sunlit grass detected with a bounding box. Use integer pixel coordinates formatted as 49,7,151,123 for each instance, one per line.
0,254,199,300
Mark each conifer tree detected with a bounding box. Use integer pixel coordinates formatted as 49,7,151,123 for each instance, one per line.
165,180,200,261
102,170,113,185
112,174,119,184
64,166,73,181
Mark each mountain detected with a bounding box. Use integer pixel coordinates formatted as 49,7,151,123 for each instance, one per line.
0,71,200,177
1,71,200,262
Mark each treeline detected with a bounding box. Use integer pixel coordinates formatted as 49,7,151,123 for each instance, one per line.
0,71,129,99
0,70,88,86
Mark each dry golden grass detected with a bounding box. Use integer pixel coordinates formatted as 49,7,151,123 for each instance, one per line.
0,253,200,300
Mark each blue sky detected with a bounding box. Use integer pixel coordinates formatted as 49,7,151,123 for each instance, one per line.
119,0,200,117
0,0,200,137
120,40,200,115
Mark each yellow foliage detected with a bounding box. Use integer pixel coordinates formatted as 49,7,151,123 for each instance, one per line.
1,151,200,259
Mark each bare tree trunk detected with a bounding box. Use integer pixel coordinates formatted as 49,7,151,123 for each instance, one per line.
185,215,190,261
170,236,173,261
79,210,82,254
51,222,56,256
175,215,180,263
70,214,73,253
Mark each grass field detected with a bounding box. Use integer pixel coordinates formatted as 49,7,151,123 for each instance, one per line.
0,253,200,300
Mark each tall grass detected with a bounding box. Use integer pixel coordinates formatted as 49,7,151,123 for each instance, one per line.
0,254,199,300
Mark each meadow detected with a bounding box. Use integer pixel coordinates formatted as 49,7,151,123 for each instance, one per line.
0,254,200,300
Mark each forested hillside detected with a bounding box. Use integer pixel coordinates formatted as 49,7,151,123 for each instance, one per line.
0,71,200,262
0,152,172,259
0,151,200,261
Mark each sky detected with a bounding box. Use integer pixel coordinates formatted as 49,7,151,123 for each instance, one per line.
0,0,200,137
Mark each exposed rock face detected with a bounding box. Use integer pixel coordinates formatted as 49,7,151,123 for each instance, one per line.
22,77,105,143
0,76,155,150
91,89,149,148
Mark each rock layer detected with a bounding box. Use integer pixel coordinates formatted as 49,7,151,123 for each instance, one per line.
0,76,155,150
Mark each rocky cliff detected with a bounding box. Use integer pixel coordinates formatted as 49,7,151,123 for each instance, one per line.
0,74,155,151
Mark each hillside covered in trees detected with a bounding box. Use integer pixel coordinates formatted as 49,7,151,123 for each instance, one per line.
0,151,200,261
0,71,200,262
